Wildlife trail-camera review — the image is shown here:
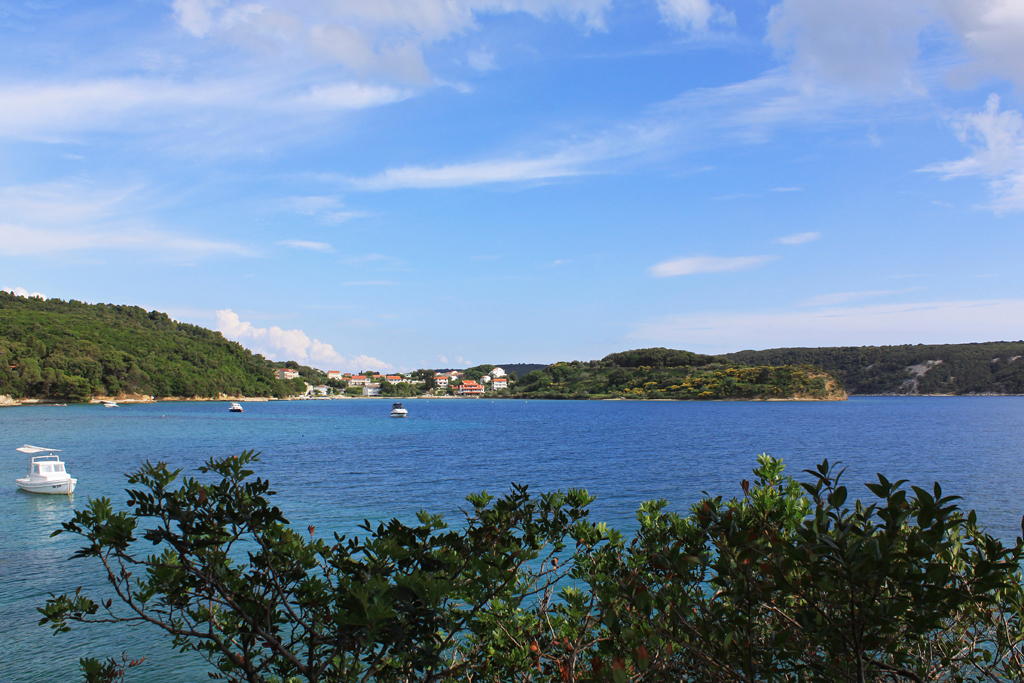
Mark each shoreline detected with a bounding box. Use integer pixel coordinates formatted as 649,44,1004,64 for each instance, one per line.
5,392,1024,408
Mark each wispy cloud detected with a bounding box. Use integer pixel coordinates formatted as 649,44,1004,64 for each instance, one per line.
920,94,1024,214
650,255,776,277
466,49,497,72
776,231,820,245
798,288,920,307
346,154,589,190
772,186,802,192
283,195,370,224
629,299,1024,353
0,181,253,257
0,223,254,258
216,309,391,370
278,240,333,253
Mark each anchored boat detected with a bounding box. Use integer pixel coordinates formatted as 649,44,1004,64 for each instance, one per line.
14,445,77,495
390,402,408,418
229,402,244,413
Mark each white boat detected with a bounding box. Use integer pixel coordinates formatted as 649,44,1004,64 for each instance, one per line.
101,400,118,408
390,402,408,418
229,402,244,413
15,445,77,495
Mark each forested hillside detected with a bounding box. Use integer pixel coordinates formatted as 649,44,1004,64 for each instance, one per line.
722,342,1024,395
513,347,846,400
0,292,294,401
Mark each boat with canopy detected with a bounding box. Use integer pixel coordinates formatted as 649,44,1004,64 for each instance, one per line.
14,445,77,495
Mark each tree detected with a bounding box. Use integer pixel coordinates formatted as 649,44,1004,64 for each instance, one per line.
41,452,591,683
41,453,1024,683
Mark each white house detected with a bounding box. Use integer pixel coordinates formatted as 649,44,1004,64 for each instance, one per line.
313,385,330,395
491,377,509,390
327,371,342,380
435,376,449,387
275,368,300,380
362,383,381,396
490,367,506,378
348,375,368,386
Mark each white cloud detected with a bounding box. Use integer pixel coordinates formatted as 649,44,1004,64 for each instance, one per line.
2,287,46,299
767,0,1024,95
467,48,497,72
656,0,734,33
215,309,391,370
171,0,613,84
629,299,1024,353
920,94,1024,213
767,0,931,95
296,82,415,110
776,231,820,245
278,240,333,252
347,154,587,190
649,255,776,277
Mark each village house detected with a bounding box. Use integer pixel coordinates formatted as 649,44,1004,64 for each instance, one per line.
385,375,405,383
275,368,300,380
362,383,381,396
327,371,342,380
491,377,508,390
490,367,506,378
458,380,484,396
434,376,449,388
313,385,330,395
347,375,368,387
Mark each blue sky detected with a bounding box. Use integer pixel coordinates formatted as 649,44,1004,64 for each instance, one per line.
2,0,1024,371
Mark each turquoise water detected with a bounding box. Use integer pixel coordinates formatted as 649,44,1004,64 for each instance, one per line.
2,397,1024,682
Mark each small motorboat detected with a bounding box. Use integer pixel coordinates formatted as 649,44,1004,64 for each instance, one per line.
390,402,408,418
101,400,118,408
229,402,244,413
15,445,77,495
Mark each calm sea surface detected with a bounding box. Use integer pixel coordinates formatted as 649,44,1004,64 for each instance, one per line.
2,397,1023,682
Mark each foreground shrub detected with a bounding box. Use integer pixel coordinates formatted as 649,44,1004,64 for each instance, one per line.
41,452,1024,682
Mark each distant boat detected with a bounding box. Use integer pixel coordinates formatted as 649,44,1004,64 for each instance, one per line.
14,445,77,495
390,402,408,418
229,402,244,413
101,400,118,408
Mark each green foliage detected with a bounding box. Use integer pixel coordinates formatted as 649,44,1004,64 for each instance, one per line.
513,355,842,401
723,342,1024,395
462,364,495,381
381,380,423,397
602,347,718,368
0,292,296,400
42,453,1024,683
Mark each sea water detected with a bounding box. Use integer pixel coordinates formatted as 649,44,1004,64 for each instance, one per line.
2,397,1023,682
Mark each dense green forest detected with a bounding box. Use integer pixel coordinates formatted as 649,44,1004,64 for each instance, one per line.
722,342,1024,395
512,347,845,400
0,292,296,401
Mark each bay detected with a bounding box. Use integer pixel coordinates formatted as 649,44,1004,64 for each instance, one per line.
2,397,1023,682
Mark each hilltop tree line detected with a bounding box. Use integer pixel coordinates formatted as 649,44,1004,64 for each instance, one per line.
722,342,1024,395
0,292,294,401
511,349,842,400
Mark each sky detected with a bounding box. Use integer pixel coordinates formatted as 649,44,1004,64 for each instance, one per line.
2,0,1024,372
